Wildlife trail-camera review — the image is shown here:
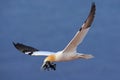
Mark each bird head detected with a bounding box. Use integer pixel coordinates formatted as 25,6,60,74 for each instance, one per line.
44,55,56,62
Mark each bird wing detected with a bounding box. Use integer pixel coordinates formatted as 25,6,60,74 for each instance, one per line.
62,3,96,53
13,42,55,56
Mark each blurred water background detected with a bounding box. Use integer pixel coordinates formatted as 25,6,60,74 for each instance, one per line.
0,0,120,80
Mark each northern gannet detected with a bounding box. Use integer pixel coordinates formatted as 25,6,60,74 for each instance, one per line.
13,3,96,71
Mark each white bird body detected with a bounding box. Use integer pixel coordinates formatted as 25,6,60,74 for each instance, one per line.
13,3,96,71
55,51,83,62
37,50,93,62
53,51,78,62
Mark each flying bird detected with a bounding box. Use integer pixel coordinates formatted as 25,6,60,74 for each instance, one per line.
13,3,96,71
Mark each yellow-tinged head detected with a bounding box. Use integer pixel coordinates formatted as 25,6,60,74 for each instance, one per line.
44,55,56,62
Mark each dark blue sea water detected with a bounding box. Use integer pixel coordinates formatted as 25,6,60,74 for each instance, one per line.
1,0,120,80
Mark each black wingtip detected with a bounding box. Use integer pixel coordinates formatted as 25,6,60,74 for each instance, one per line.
87,2,96,27
12,42,39,54
12,42,20,50
79,2,96,31
91,2,96,12
12,42,17,47
12,42,20,48
92,2,95,7
12,42,22,52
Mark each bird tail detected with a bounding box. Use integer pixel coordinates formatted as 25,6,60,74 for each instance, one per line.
80,54,94,59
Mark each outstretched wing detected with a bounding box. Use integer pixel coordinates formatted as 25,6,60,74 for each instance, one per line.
63,3,96,53
13,42,55,56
